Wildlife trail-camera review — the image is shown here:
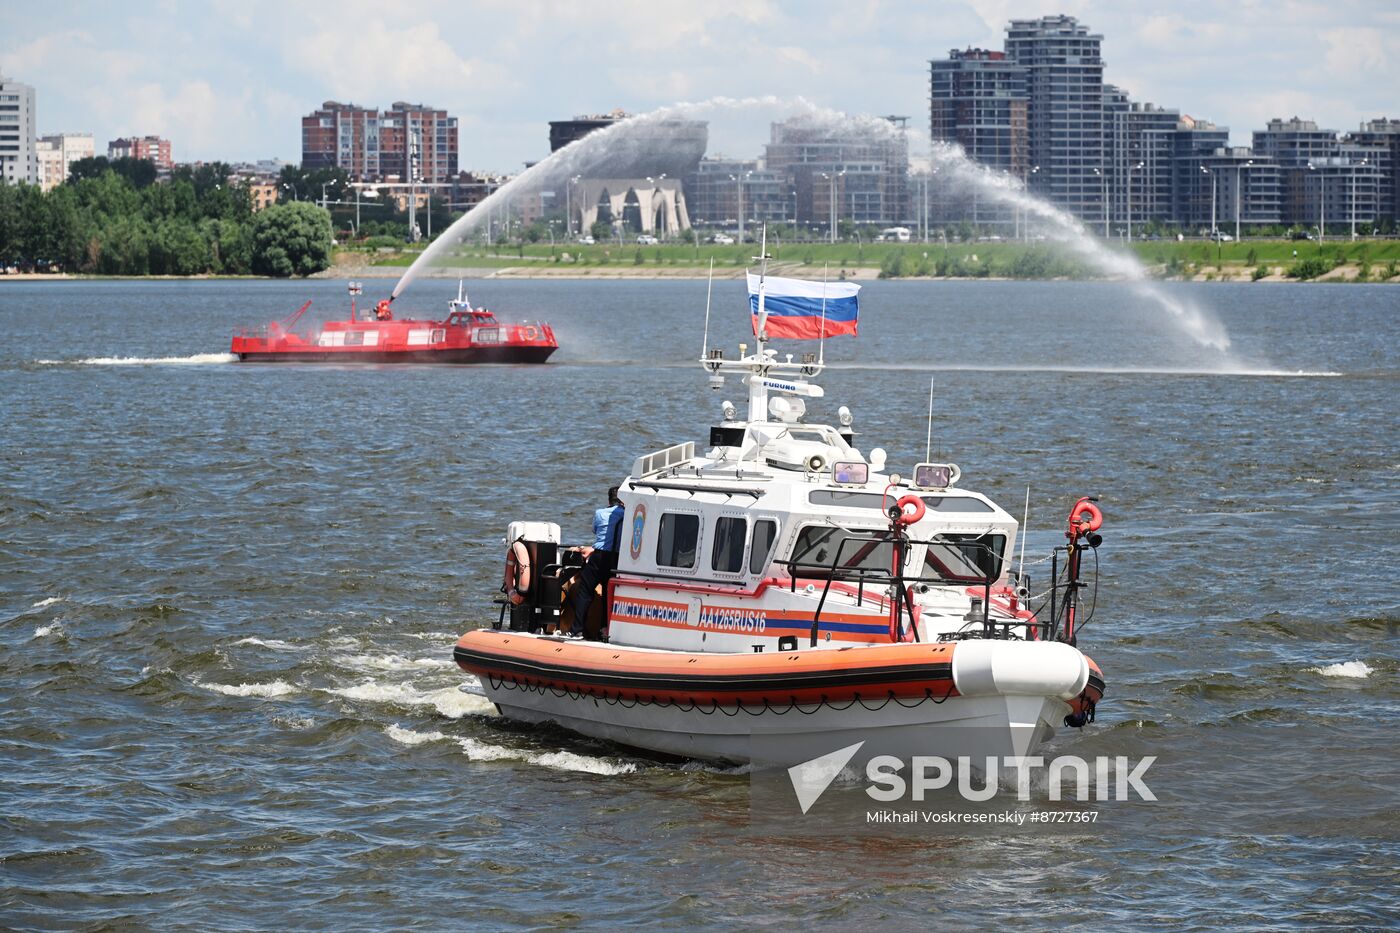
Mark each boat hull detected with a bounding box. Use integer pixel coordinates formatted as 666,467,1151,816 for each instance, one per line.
454,629,1100,768
487,680,1067,769
235,345,557,364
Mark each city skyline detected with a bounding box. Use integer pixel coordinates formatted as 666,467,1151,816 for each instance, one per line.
2,0,1398,172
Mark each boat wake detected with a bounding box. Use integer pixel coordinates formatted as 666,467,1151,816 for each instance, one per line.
320,680,494,719
1311,661,1373,679
37,353,238,366
197,679,300,698
824,362,1344,378
384,724,638,775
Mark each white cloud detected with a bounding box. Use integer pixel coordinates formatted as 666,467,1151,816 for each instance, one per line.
2,0,1398,165
1322,27,1393,78
284,20,503,103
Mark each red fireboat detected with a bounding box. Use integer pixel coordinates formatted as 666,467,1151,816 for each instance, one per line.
231,282,558,364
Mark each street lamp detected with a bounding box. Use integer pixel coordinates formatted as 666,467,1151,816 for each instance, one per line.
1020,165,1039,242
729,171,752,242
918,173,927,244
1308,162,1326,243
819,170,845,243
1127,162,1144,241
1092,167,1108,237
566,174,581,238
1200,165,1217,238
1350,158,1368,241
1235,159,1253,243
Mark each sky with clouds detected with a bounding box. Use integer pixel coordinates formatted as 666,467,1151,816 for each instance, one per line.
3,0,1397,172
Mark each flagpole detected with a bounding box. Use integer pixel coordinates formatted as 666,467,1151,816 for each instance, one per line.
755,224,770,345
819,262,829,366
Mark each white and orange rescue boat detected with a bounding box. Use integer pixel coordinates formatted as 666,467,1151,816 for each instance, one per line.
454,238,1107,768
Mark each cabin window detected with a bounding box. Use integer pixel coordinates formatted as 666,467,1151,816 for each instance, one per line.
924,533,1007,583
431,328,446,344
656,513,700,569
790,526,898,575
749,519,779,575
344,331,365,346
710,516,746,574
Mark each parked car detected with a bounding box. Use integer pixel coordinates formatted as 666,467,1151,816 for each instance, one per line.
577,235,595,245
637,234,659,245
710,233,735,245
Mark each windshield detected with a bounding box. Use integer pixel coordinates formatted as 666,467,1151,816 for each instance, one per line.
923,533,1006,583
790,526,899,575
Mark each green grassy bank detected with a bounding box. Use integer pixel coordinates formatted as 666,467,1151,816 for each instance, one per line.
348,238,1400,282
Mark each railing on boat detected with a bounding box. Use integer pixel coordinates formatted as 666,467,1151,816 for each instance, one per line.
776,530,1036,646
631,442,695,479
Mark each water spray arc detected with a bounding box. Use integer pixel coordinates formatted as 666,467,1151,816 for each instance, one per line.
391,97,1235,356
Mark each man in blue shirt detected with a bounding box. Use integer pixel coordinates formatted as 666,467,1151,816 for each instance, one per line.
570,486,623,639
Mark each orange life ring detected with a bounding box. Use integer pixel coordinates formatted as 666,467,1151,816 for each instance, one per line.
504,540,531,605
894,495,926,526
522,325,540,342
1068,499,1103,534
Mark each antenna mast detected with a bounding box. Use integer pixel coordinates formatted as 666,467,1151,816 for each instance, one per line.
701,258,714,359
1019,485,1030,580
754,224,770,346
925,376,935,461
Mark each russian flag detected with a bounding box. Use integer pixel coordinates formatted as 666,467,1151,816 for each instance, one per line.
748,273,860,340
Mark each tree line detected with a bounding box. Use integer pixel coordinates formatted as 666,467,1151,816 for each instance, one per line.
0,158,333,277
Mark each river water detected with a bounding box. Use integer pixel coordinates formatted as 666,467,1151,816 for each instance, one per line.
2,278,1397,929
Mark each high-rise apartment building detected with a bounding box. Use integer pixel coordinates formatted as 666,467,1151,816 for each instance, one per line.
0,72,38,185
928,48,1028,229
1118,101,1182,227
1005,15,1106,226
301,101,458,183
108,136,173,170
929,49,1028,174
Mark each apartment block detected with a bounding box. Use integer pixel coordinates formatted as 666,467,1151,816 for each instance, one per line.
1345,119,1400,222
302,101,458,183
0,72,38,185
764,116,909,231
37,132,94,189
108,135,173,170
1006,15,1106,226
929,48,1028,228
1255,117,1383,228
